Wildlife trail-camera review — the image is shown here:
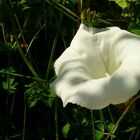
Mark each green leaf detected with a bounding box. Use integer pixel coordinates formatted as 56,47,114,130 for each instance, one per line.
129,29,140,35
128,22,140,35
0,42,15,52
81,117,88,125
107,123,116,139
41,90,56,108
111,0,127,9
136,0,140,4
67,0,77,6
62,123,70,138
95,130,104,140
1,68,18,94
2,80,17,94
22,6,32,13
96,123,105,132
29,98,40,108
25,82,45,108
2,78,14,89
108,122,115,131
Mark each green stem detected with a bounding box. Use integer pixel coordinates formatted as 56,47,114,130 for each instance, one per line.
0,71,46,83
107,106,114,124
1,23,6,43
17,42,39,78
99,110,109,132
90,110,96,140
55,101,59,140
22,93,27,140
105,94,140,140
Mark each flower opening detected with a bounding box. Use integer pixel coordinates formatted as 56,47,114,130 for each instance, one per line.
51,23,140,110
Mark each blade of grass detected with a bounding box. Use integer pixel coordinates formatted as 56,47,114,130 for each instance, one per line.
9,0,26,43
12,16,30,49
99,110,109,132
46,0,78,21
107,106,114,124
129,127,136,140
135,126,140,140
26,24,46,54
45,32,59,80
45,0,66,80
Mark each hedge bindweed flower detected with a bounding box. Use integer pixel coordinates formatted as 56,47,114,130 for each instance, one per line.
51,23,140,110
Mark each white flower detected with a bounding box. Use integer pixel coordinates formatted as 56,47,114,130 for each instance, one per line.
51,23,140,110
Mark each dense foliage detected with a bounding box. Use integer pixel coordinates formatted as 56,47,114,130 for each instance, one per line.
0,0,140,139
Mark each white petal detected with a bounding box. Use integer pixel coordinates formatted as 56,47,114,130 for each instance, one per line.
51,23,140,110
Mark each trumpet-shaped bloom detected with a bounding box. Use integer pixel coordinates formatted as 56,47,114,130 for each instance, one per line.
51,23,140,110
